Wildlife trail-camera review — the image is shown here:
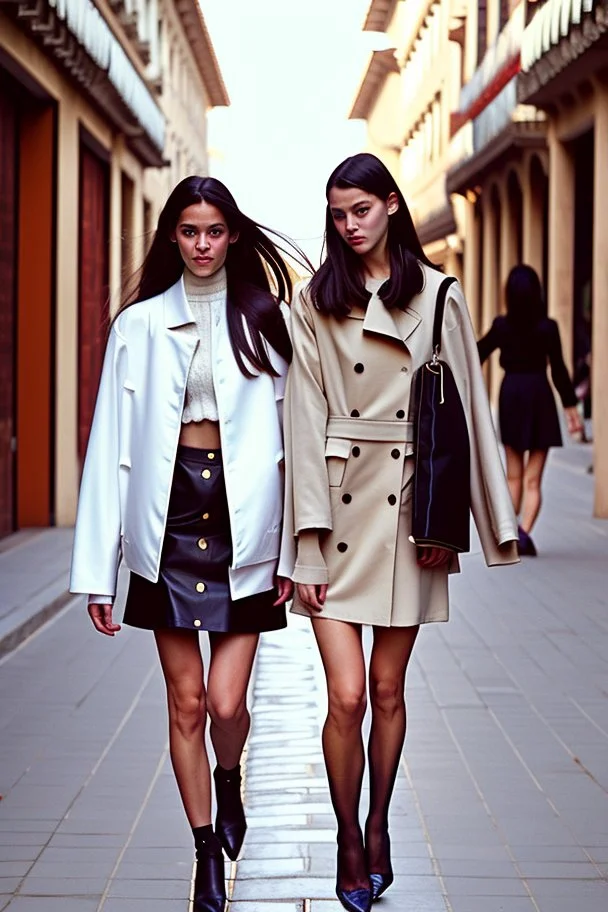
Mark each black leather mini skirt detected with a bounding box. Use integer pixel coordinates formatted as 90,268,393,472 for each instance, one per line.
122,445,286,633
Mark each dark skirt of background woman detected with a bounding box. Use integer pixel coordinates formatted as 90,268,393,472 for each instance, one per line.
498,372,563,451
478,316,578,454
123,445,286,633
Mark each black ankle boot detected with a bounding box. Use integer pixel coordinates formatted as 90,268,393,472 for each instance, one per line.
214,763,246,861
193,828,226,912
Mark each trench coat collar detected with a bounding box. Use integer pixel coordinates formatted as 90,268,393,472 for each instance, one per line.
163,275,195,329
361,282,422,350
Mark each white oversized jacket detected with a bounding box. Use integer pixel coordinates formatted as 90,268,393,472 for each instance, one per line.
70,276,293,602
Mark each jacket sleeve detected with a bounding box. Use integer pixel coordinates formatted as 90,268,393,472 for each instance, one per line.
70,323,128,598
477,318,501,364
547,319,578,407
444,283,519,566
283,282,332,534
269,302,291,432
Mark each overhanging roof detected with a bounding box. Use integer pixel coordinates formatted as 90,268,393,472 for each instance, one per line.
363,0,399,32
349,48,399,119
446,121,547,195
175,0,230,107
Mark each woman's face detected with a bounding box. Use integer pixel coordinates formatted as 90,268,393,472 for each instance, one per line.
328,185,398,261
171,200,238,278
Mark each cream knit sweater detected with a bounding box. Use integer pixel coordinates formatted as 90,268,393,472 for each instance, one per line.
181,267,227,424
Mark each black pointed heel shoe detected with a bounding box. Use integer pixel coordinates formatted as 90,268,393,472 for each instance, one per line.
369,871,394,901
193,842,226,912
366,827,394,902
336,884,372,912
214,763,247,861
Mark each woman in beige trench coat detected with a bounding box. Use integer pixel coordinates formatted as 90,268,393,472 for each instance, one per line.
282,154,518,912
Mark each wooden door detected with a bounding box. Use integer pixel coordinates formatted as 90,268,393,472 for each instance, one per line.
79,146,109,462
0,84,17,536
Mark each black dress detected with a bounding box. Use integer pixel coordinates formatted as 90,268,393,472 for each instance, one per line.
477,316,577,452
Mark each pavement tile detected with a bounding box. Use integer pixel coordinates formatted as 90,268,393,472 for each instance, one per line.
231,876,336,900
16,877,106,896
5,900,99,911
440,876,529,896
106,877,189,899
228,904,303,912
101,901,188,911
447,898,537,912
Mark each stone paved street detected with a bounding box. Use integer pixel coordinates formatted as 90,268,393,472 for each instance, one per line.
0,442,607,911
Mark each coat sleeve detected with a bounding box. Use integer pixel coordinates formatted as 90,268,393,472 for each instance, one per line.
283,282,332,534
477,318,501,364
70,323,128,598
444,283,519,566
546,319,578,407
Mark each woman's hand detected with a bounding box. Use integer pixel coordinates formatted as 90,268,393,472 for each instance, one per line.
273,576,294,606
564,406,583,437
296,583,328,611
416,546,452,569
88,603,121,636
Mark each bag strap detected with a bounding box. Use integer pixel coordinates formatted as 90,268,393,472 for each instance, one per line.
432,276,457,356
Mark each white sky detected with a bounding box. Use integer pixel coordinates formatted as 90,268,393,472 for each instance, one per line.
199,0,385,264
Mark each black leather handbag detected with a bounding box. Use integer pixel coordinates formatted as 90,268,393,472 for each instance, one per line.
408,276,471,553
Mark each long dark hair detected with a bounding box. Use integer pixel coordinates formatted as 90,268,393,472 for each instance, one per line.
505,264,546,331
119,176,310,376
309,153,437,317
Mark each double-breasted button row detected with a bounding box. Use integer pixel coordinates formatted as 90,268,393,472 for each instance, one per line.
350,409,406,418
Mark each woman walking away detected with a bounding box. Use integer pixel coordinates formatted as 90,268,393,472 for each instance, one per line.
70,176,300,912
282,152,519,912
478,264,582,556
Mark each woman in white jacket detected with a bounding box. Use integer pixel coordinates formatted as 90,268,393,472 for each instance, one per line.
70,176,300,911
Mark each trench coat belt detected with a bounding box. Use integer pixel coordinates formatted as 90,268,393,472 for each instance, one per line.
326,417,414,443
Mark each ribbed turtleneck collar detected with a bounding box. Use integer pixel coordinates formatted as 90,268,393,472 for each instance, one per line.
183,265,227,297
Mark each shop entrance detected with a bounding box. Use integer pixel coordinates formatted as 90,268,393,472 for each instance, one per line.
572,129,594,430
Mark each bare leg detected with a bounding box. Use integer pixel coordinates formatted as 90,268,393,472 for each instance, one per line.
312,617,368,892
520,448,548,534
504,445,525,517
155,629,210,827
207,632,259,768
365,625,419,875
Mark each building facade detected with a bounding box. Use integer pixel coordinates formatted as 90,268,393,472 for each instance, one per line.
0,0,228,537
352,0,608,516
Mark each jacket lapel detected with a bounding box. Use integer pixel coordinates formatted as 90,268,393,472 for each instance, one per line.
362,288,423,354
164,275,195,329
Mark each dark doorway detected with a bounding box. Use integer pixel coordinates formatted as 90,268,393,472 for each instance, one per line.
572,129,594,421
78,141,110,463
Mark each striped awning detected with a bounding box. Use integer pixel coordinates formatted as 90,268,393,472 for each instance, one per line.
521,0,597,70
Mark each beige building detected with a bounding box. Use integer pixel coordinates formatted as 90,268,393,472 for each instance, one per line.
518,0,608,516
352,0,608,517
0,0,228,537
350,0,468,277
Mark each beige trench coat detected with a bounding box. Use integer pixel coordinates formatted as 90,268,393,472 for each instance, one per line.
282,266,518,627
